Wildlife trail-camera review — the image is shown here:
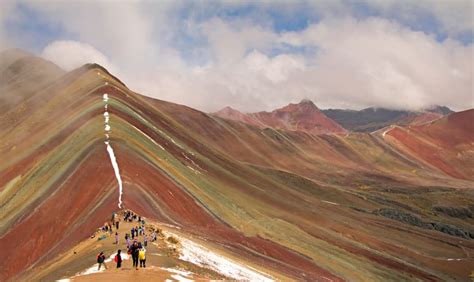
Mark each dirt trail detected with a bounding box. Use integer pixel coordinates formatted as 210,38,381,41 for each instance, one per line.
25,211,226,281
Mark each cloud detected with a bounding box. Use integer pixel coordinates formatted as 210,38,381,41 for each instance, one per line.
2,1,473,112
128,16,473,112
361,0,474,36
0,0,20,50
277,17,473,110
41,40,116,72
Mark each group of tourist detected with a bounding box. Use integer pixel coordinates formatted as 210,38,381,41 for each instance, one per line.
95,210,153,271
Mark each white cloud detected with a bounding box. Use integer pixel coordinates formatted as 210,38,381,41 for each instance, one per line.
129,17,472,112
276,17,473,110
2,1,473,112
362,0,474,36
0,0,25,50
41,40,116,72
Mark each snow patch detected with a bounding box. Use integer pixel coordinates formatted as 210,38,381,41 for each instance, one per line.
73,253,129,278
382,126,394,137
161,268,193,281
446,258,464,261
167,232,273,281
106,144,123,208
162,268,192,277
171,274,193,282
321,200,339,205
130,124,167,153
102,93,124,208
187,166,201,175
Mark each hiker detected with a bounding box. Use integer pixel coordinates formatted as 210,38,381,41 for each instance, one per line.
114,250,123,268
115,232,119,244
135,227,139,236
138,226,143,236
115,221,119,230
139,247,146,268
97,251,107,270
144,234,148,247
151,230,157,242
131,241,140,270
131,228,135,239
126,237,131,248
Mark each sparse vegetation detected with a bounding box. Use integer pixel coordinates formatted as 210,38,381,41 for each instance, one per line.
167,236,179,244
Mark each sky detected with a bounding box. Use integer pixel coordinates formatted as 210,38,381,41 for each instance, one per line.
0,0,473,112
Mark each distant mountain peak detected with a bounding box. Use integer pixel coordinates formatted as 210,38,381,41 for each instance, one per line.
214,106,246,117
299,98,314,104
424,105,454,115
297,98,319,109
213,106,261,126
217,106,239,113
278,99,320,114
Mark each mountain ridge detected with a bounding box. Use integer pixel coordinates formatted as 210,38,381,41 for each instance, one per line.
214,101,454,134
214,99,347,135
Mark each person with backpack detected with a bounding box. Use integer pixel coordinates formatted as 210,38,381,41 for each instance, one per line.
114,249,123,268
139,247,146,268
130,241,140,270
115,232,119,244
97,251,107,270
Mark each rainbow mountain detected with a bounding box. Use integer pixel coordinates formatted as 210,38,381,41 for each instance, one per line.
1,49,474,281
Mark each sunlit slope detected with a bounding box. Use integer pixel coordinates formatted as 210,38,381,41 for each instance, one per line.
1,62,473,281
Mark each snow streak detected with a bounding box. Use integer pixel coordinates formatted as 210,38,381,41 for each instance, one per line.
102,92,123,208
